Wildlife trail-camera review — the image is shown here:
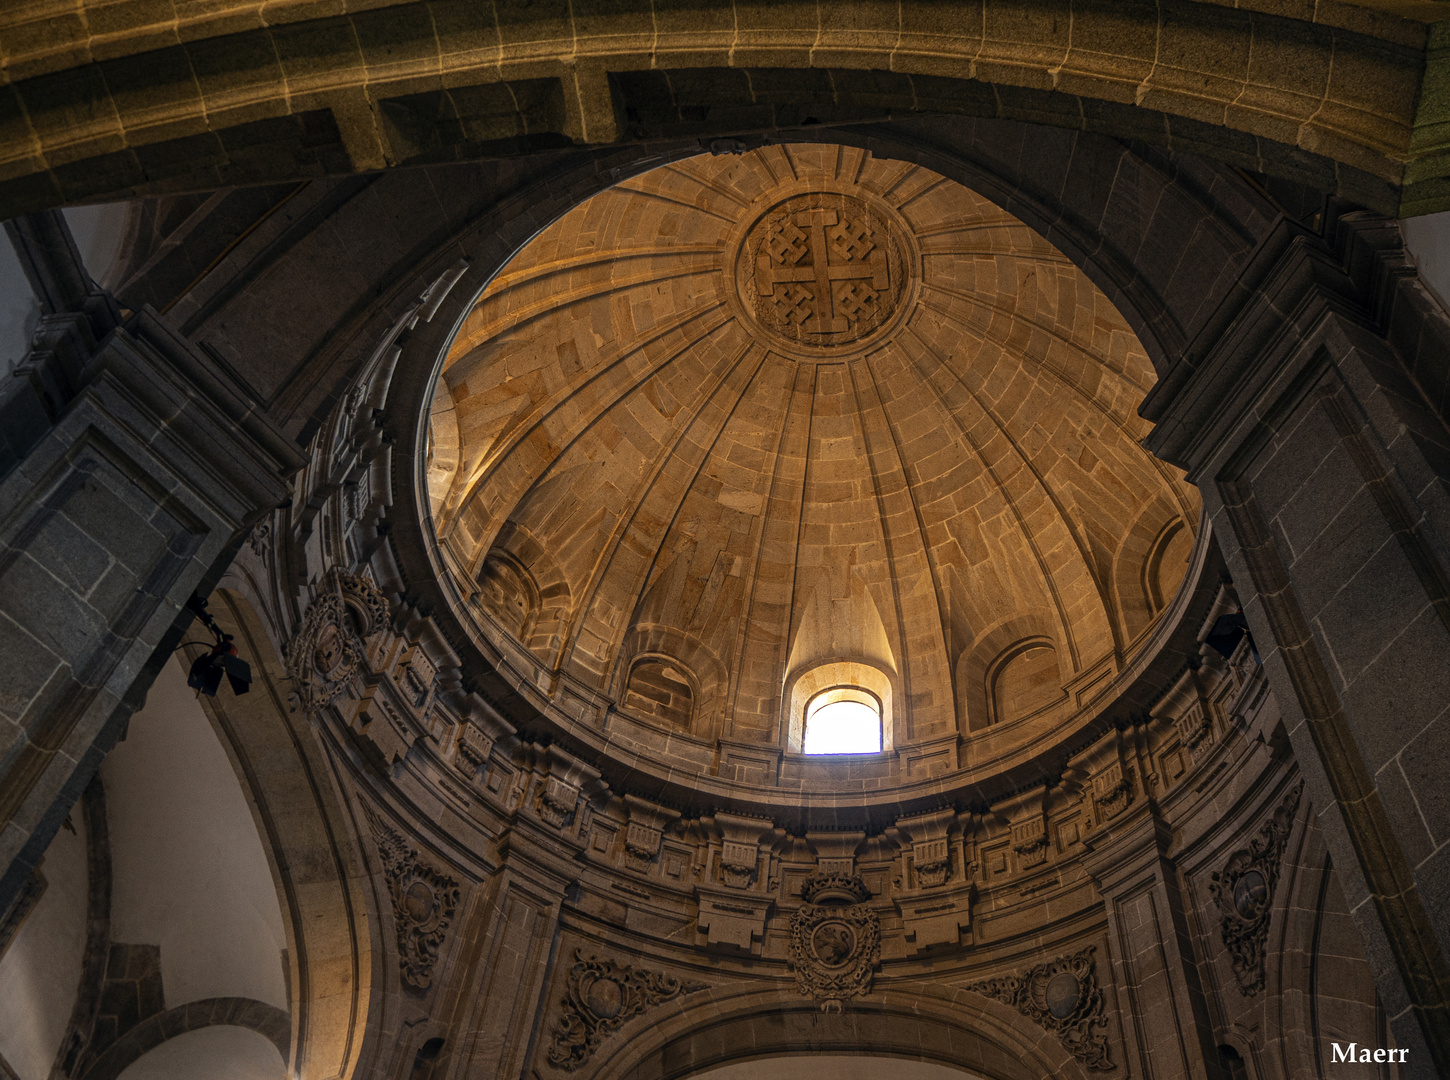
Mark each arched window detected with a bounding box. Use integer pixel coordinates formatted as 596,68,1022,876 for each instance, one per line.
802,686,883,754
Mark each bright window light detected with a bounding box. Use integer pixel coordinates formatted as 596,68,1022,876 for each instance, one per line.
802,691,882,755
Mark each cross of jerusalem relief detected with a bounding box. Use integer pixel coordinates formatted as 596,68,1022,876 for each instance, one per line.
742,193,905,349
756,207,889,333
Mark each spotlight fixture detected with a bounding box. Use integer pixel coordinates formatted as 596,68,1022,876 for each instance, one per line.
182,594,252,696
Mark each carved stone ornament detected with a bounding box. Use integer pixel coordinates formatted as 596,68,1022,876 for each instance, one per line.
788,871,881,1010
738,191,907,351
1011,818,1049,869
245,519,271,558
1209,780,1303,996
547,951,707,1070
720,840,759,889
537,776,580,828
1092,762,1132,821
913,838,950,888
361,803,461,992
286,571,391,710
967,945,1113,1071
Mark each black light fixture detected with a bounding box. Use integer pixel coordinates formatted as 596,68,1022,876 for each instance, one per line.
182,594,252,696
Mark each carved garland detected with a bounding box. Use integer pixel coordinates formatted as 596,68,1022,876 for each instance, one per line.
286,571,391,710
1209,780,1303,996
547,951,707,1070
788,872,881,1010
967,945,1113,1071
361,803,461,992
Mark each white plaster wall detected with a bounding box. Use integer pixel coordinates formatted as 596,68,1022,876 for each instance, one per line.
0,809,88,1080
113,1026,285,1080
1401,210,1450,314
692,1056,984,1080
101,656,288,1011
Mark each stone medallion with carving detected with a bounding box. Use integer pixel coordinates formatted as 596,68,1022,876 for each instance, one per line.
286,570,391,711
736,191,909,355
788,871,880,1009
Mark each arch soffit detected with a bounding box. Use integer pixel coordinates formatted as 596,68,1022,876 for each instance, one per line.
578,984,1093,1080
78,999,289,1080
0,1,1433,221
190,584,375,1080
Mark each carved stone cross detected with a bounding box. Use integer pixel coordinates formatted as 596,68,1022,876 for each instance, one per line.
754,207,889,334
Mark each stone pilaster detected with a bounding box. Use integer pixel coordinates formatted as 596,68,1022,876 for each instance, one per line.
449,830,576,1079
1144,204,1450,1076
1082,803,1222,1080
0,214,301,914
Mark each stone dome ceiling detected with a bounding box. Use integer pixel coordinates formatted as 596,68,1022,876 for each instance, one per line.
425,144,1199,773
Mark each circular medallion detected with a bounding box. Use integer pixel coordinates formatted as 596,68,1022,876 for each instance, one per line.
585,976,624,1019
403,879,438,925
1233,869,1269,919
735,191,911,356
810,920,858,968
1046,972,1082,1019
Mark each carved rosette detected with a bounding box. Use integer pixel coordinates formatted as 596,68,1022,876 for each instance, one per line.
1209,780,1303,996
967,946,1113,1071
286,571,391,710
547,951,707,1070
362,804,461,992
788,872,880,1010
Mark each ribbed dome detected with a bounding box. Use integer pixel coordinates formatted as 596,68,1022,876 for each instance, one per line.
426,144,1198,758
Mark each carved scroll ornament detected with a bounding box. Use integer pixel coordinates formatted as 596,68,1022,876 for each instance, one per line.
286,571,391,710
362,804,461,991
788,871,881,1010
547,952,707,1070
967,945,1113,1071
1209,780,1303,996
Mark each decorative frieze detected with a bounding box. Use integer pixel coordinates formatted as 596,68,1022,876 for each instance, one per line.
547,951,707,1070
967,945,1113,1071
1209,781,1303,996
361,803,461,992
788,872,880,1010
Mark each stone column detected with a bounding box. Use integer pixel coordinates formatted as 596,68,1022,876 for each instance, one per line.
1144,205,1450,1076
0,213,301,915
1082,801,1223,1080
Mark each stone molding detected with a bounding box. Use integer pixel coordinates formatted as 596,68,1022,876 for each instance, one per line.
546,951,707,1071
966,945,1113,1071
1209,781,1304,997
